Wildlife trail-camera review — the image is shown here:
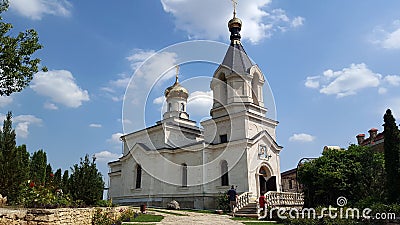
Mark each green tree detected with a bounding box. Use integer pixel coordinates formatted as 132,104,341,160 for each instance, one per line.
298,145,385,207
61,170,69,193
69,154,104,205
54,168,62,189
0,0,45,96
0,112,30,203
383,109,400,203
45,163,53,186
30,149,47,185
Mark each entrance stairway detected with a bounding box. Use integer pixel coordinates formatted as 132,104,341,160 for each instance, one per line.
234,202,258,218
233,191,304,219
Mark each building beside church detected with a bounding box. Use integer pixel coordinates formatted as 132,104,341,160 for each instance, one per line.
108,11,283,209
356,128,384,152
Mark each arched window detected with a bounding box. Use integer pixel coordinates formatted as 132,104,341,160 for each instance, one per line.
182,163,187,187
181,103,185,111
135,164,142,189
168,103,172,111
221,160,229,186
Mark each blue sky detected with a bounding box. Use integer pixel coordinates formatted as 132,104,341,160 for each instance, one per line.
2,0,400,184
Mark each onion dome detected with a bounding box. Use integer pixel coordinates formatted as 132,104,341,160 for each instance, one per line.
164,66,189,99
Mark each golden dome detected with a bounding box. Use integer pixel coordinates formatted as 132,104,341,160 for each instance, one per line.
228,17,242,29
164,81,189,99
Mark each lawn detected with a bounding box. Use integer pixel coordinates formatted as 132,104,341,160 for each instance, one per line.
230,217,258,221
130,214,164,222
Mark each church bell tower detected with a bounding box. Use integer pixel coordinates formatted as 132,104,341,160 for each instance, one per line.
202,7,277,144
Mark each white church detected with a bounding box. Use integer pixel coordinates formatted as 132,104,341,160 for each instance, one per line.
108,10,286,209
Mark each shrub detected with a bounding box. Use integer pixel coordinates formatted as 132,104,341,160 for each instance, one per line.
216,192,230,212
18,180,72,208
92,208,117,225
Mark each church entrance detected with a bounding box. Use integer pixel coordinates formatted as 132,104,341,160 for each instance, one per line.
259,166,277,195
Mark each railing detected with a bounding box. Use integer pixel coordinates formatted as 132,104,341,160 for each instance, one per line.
265,191,304,208
235,192,251,211
258,191,304,219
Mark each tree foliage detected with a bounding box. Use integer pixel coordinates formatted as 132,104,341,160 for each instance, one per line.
0,0,45,96
69,154,104,206
298,145,386,207
0,111,30,203
30,149,47,186
383,108,400,203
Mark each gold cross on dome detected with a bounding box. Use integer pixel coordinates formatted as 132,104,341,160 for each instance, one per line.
231,0,238,17
175,65,179,82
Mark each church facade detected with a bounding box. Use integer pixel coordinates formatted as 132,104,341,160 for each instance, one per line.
108,12,283,209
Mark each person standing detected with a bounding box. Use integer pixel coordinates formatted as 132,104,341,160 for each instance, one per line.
258,192,266,215
227,185,238,212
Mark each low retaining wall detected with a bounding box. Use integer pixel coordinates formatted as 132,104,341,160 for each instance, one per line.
0,207,127,225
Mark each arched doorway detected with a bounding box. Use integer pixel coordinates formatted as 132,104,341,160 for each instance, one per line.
259,166,277,195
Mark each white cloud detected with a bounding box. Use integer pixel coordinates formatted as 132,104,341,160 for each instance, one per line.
160,0,303,44
153,96,165,105
31,70,90,108
304,63,400,98
378,87,388,95
305,76,320,89
109,74,131,89
101,73,131,102
9,0,72,20
384,75,400,86
373,20,400,49
382,28,400,49
1,114,43,138
319,64,380,97
291,17,305,27
44,102,58,110
289,133,315,143
94,151,121,163
128,49,177,86
187,91,213,117
107,132,124,145
0,96,13,108
126,49,157,71
89,124,102,128
103,49,176,103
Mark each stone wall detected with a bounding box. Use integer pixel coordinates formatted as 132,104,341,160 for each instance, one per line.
0,207,127,225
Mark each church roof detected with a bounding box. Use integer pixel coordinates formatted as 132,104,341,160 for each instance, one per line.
221,43,253,74
221,13,254,74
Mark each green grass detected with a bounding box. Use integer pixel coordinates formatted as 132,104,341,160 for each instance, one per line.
149,208,187,216
230,216,258,221
130,214,164,222
242,222,284,225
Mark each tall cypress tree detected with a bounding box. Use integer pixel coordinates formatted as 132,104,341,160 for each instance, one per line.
0,112,16,197
62,170,69,193
30,149,47,185
0,112,30,202
383,109,400,203
54,168,62,189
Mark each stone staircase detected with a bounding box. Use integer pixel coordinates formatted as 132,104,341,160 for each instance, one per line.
232,191,304,219
234,202,258,218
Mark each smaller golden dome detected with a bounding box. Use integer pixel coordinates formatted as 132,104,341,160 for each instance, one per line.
164,81,189,99
228,17,242,29
165,65,189,98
